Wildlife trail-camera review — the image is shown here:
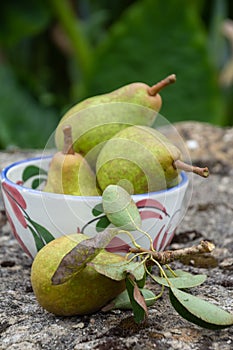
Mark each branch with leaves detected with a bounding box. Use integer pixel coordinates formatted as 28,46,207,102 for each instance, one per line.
51,228,233,329
129,240,215,265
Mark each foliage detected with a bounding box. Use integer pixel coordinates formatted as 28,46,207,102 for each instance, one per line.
86,0,224,124
0,0,232,149
50,228,233,329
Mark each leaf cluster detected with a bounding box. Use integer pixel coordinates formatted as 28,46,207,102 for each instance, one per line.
1,0,233,149
51,229,233,330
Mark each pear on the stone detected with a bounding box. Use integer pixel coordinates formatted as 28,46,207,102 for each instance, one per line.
31,233,126,316
55,75,176,166
96,125,209,194
43,125,99,196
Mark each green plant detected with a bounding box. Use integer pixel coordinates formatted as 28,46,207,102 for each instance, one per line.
1,0,232,149
28,175,233,327
50,228,233,329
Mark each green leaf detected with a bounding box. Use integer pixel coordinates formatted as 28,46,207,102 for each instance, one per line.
96,215,111,232
0,65,57,149
87,0,224,125
89,259,145,281
51,229,120,285
102,185,141,231
154,273,207,289
126,274,148,324
169,287,233,329
0,1,52,46
102,288,156,311
165,269,193,278
22,165,47,182
136,272,147,288
92,203,104,216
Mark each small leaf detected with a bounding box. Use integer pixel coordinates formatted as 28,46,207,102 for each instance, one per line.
92,203,104,216
89,259,145,281
102,185,141,231
89,228,121,249
169,287,233,329
165,269,193,278
136,272,147,288
96,216,111,232
126,274,148,324
103,288,156,311
22,165,47,182
134,281,148,314
52,229,119,285
154,273,207,289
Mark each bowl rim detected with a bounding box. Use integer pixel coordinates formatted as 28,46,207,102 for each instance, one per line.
1,155,189,200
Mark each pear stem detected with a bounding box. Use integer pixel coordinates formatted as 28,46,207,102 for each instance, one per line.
148,74,176,96
62,125,75,155
173,159,209,178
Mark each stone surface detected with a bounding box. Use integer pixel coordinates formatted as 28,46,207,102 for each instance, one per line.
0,122,233,350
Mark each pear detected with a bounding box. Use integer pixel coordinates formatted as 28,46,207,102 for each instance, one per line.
31,233,126,316
43,125,99,196
96,125,209,194
55,75,176,166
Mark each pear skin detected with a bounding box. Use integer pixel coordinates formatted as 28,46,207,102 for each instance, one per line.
31,233,126,316
43,126,99,196
55,75,176,165
61,74,176,119
43,151,99,196
96,125,209,194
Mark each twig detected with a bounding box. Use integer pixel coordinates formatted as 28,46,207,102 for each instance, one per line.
129,240,215,265
173,159,209,178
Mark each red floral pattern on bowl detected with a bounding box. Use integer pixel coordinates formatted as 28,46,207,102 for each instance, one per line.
1,156,189,258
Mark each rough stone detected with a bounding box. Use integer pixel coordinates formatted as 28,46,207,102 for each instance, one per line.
0,122,233,349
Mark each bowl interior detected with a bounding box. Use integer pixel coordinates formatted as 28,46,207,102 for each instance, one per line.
2,155,188,197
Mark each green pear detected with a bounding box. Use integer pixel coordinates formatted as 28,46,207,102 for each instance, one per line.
43,125,99,196
31,233,126,316
96,125,209,194
55,75,176,166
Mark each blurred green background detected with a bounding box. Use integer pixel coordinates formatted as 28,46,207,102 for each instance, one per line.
0,0,233,149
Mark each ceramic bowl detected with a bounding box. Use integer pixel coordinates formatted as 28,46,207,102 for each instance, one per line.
1,156,189,259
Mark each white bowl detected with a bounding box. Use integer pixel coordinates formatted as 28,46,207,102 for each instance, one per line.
1,156,189,258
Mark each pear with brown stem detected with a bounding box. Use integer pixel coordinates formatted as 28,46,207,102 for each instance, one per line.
96,125,209,194
55,75,176,166
44,125,99,196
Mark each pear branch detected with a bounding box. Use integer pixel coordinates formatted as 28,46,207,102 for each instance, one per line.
148,74,176,96
173,159,209,178
62,125,75,155
129,240,215,265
